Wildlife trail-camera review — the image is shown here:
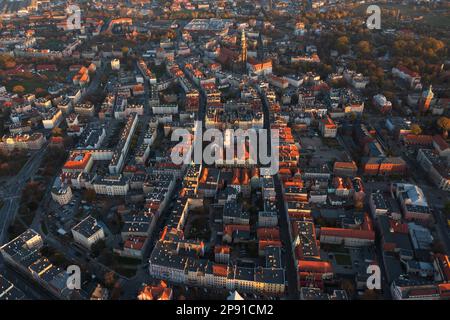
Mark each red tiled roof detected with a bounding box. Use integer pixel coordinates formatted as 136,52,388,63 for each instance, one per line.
321,227,375,241
298,260,333,273
257,227,280,240
124,236,147,251
433,135,449,151
212,264,228,277
396,65,420,78
259,240,282,250
214,245,230,255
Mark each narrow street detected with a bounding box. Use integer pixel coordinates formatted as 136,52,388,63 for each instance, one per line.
258,86,299,299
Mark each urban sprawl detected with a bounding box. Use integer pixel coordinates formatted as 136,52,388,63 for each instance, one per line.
0,0,449,301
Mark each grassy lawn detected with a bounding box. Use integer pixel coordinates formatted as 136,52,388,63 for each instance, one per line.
3,78,47,94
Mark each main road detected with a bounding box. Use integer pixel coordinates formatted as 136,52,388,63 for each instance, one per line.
0,142,49,245
257,85,299,299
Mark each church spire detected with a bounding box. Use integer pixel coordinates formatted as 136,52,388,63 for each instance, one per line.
241,29,247,72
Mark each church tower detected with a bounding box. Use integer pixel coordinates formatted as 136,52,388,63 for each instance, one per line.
419,85,434,113
241,29,247,72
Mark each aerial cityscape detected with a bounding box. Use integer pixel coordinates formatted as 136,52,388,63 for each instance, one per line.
0,0,449,303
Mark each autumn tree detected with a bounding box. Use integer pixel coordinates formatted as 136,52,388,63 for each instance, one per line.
0,54,16,69
437,117,450,132
52,127,63,137
357,41,371,56
410,124,422,135
12,85,25,94
336,36,350,54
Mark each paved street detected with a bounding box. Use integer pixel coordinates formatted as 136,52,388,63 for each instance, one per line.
0,143,49,245
258,86,299,299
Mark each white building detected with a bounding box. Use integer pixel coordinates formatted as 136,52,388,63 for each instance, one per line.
71,216,105,250
51,177,73,206
111,59,120,71
93,175,129,196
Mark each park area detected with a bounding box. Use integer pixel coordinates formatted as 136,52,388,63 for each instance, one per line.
184,207,211,241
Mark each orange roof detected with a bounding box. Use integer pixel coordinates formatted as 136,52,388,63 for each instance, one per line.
138,281,172,300
212,264,228,277
224,224,250,235
199,168,208,183
214,245,230,255
389,220,409,234
334,161,357,170
257,227,280,240
50,136,64,143
63,152,92,170
298,260,333,274
80,73,89,82
404,134,433,145
439,283,450,297
259,240,282,250
242,169,250,185
124,236,147,251
231,168,240,185
322,116,336,128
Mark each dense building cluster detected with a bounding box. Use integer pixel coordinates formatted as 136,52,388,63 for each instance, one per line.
0,0,449,301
